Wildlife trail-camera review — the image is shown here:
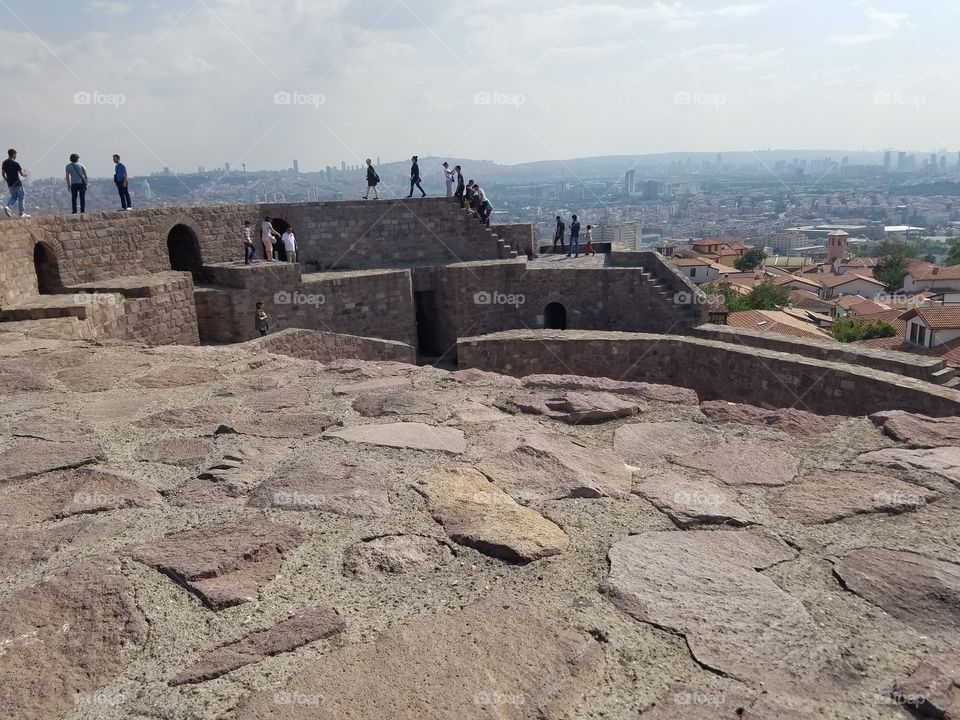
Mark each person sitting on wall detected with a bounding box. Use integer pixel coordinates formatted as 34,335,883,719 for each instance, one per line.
255,300,269,337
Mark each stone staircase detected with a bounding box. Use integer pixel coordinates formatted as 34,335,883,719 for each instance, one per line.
930,364,960,388
448,203,517,260
638,265,701,328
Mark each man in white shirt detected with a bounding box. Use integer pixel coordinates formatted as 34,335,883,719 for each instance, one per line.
261,217,279,261
282,227,297,263
442,161,455,198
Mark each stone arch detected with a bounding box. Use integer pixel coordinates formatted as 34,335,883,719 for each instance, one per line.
33,241,63,294
544,302,567,330
167,223,203,275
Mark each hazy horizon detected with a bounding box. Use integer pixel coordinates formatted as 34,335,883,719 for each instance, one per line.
6,1,956,178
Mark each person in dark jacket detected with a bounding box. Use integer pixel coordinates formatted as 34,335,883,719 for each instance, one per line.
363,158,379,200
408,155,426,198
552,215,566,254
454,165,465,207
568,214,581,258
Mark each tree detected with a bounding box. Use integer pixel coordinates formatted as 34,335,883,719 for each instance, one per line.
945,237,960,266
874,239,918,291
711,280,790,313
874,239,917,261
734,247,767,271
829,317,898,343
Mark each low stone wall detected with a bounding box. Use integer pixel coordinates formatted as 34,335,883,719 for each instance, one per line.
457,329,960,417
249,328,415,364
497,224,537,259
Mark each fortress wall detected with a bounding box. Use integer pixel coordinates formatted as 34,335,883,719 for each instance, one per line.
86,274,200,345
495,223,538,259
457,329,960,417
0,222,44,306
247,328,415,364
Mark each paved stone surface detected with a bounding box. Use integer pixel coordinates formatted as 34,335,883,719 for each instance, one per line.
135,404,236,429
343,535,453,575
415,468,570,563
325,422,466,454
352,390,437,417
499,391,639,424
674,438,801,487
130,521,305,610
892,653,960,719
233,599,604,720
858,447,960,489
632,470,754,527
135,366,224,388
217,412,339,438
522,374,699,404
170,607,345,686
0,439,103,485
0,563,149,720
871,410,960,448
700,400,846,436
135,437,217,466
249,457,391,518
603,530,843,686
7,415,94,443
614,421,721,466
833,548,960,634
332,376,410,395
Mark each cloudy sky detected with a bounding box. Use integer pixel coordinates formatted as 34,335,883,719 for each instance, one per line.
5,0,955,177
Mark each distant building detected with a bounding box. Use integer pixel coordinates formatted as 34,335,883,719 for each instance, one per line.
826,229,848,264
817,273,886,300
293,160,300,174
670,257,721,284
597,220,640,249
903,307,960,348
644,180,659,200
624,169,636,197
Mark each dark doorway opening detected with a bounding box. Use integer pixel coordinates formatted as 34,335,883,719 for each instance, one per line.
33,243,62,294
270,218,290,262
167,224,203,276
415,291,445,362
544,302,567,330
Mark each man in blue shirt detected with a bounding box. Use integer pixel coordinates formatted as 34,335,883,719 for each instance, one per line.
113,154,132,210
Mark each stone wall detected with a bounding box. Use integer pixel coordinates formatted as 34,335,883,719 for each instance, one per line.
85,274,200,345
495,223,538,259
248,328,415,363
457,329,960,417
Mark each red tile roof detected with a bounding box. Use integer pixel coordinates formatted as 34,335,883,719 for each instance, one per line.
902,306,960,329
727,310,831,340
819,273,885,289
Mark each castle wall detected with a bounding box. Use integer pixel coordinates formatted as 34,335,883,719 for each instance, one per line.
457,329,960,417
247,328,415,364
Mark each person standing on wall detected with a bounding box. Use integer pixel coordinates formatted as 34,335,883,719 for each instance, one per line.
408,155,426,198
442,162,455,198
454,165,465,207
568,214,581,258
282,225,297,263
363,158,379,200
260,216,280,261
65,153,88,215
2,149,28,218
255,300,269,337
583,224,597,256
113,154,132,210
552,215,565,255
242,220,256,264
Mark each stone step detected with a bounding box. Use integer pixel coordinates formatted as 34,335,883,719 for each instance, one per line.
930,366,958,384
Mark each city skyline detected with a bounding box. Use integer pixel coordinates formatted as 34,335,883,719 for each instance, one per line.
4,0,956,177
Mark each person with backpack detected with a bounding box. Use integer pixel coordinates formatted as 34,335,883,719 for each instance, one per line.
408,155,426,198
113,154,132,210
363,158,380,200
552,215,566,255
65,153,88,214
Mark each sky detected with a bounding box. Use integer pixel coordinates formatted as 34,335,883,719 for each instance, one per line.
4,0,957,178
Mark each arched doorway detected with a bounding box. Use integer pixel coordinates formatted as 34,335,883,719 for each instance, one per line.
33,242,62,294
167,224,203,275
270,218,290,262
544,302,567,330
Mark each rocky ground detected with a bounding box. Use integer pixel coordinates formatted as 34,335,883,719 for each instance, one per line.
0,329,958,720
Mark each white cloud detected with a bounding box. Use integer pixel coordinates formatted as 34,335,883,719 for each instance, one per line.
85,1,132,16
829,7,908,45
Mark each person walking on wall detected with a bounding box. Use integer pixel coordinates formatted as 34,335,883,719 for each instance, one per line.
408,155,426,198
2,149,29,218
242,220,256,264
113,154,132,210
255,300,269,337
65,153,88,215
282,225,297,263
583,224,597,256
454,165,465,207
260,216,280,261
568,214,581,258
552,215,565,255
363,158,379,200
442,161,455,198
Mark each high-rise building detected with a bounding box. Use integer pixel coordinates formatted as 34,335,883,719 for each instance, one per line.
644,180,659,200
293,159,300,174
897,151,907,171
224,162,231,173
883,151,891,171
624,170,636,196
341,161,347,172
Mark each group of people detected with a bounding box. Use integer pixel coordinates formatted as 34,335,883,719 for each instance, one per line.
552,214,596,258
1,148,132,218
242,217,297,264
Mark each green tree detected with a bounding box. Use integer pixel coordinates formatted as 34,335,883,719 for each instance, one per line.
829,317,898,343
945,237,960,266
734,247,767,271
711,280,790,312
874,239,918,291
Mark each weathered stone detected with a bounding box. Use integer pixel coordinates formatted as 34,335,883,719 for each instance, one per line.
217,412,338,438
499,391,638,424
0,440,103,485
700,400,845,437
0,563,149,720
871,410,960,448
632,470,754,527
478,430,631,502
892,653,960,719
522,374,699,404
332,376,410,395
833,548,960,633
325,422,466,454
241,387,308,413
352,390,436,417
134,366,224,388
8,415,94,443
415,468,570,563
639,691,754,719
614,421,721,466
858,447,960,489
169,607,345,686
0,519,104,576
135,404,236,429
233,599,604,720
603,530,843,686
249,457,391,518
135,437,216,466
674,438,800,487
0,368,53,393
343,535,453,575
768,470,939,524
447,367,521,387
446,399,513,424
129,521,305,610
